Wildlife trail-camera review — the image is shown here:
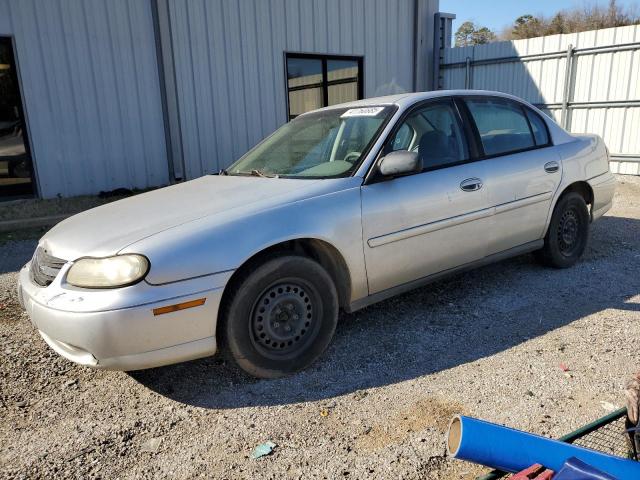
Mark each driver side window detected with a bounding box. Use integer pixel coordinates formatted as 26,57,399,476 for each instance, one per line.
387,100,469,171
390,123,414,151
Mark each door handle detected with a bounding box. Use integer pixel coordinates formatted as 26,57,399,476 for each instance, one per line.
460,177,483,192
544,161,560,173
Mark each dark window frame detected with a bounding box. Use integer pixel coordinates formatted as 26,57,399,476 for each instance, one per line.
284,52,364,120
365,96,476,184
364,95,556,185
456,95,553,160
522,105,552,148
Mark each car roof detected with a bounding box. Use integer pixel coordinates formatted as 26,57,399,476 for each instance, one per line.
318,90,530,111
306,89,574,145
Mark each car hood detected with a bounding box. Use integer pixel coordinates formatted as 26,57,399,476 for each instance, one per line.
40,175,355,260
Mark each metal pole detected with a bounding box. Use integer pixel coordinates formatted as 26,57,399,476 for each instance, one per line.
561,44,575,129
432,12,456,90
465,57,471,89
432,13,442,90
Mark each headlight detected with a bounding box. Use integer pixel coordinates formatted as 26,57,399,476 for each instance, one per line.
66,254,149,288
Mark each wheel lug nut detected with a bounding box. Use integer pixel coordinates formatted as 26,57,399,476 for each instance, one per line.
287,304,294,310
293,314,299,320
274,322,279,328
285,325,291,332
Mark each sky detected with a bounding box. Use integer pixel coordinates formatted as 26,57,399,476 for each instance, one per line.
440,0,639,39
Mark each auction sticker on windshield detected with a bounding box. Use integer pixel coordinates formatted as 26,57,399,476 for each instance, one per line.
341,107,385,118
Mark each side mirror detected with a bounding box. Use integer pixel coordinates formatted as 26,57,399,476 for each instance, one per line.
378,150,422,177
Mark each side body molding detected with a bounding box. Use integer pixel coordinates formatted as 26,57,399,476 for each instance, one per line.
367,191,554,249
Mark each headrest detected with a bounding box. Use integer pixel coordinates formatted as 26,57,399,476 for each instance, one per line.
419,130,450,168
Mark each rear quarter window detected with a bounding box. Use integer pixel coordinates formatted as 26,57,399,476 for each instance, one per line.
524,107,550,146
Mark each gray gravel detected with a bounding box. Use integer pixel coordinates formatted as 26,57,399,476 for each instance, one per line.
1,175,639,479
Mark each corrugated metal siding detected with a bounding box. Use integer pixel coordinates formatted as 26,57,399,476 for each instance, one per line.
164,0,424,178
0,0,168,198
441,24,640,174
443,35,570,106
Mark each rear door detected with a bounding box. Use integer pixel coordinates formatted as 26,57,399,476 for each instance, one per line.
360,98,492,294
459,97,562,255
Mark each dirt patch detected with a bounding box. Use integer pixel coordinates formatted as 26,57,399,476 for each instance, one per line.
356,397,466,452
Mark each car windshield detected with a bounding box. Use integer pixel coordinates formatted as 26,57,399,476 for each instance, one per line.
227,106,395,178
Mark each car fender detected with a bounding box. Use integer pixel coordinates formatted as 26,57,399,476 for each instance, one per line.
121,185,369,303
542,134,610,233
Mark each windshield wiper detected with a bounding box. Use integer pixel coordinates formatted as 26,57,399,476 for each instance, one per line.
223,168,278,178
250,169,277,178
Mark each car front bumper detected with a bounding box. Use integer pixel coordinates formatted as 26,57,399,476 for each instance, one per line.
17,262,232,370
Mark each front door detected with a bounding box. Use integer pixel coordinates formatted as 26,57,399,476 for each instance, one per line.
361,99,492,294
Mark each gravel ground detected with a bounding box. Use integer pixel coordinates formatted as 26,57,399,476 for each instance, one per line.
1,176,639,479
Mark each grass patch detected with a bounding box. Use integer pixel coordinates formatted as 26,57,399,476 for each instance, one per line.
0,226,47,246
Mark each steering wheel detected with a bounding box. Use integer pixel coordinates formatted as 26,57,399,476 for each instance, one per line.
343,151,361,163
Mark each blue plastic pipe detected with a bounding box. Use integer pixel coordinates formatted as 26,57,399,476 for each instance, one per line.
447,415,640,479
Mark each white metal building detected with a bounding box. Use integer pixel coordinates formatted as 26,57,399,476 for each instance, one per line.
0,0,441,199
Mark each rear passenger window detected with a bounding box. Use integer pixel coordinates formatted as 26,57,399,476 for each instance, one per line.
465,98,535,156
524,108,550,146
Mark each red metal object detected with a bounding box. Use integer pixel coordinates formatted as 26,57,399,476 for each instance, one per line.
511,464,554,479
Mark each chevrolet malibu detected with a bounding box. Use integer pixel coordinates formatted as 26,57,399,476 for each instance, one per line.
18,90,616,378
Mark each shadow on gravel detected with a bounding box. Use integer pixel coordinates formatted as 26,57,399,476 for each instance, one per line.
131,216,640,409
0,239,38,274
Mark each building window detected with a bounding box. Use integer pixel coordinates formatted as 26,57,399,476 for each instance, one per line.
286,53,363,120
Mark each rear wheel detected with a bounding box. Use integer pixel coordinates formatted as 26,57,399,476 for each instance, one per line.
535,192,589,268
220,254,338,378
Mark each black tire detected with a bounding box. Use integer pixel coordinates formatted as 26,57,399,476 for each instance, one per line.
535,192,590,268
219,254,338,378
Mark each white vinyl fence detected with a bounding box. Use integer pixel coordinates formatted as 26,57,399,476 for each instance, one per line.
438,24,640,175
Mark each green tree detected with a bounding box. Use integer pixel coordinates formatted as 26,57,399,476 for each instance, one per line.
473,27,497,45
512,14,544,39
455,21,497,47
545,13,567,35
503,0,639,41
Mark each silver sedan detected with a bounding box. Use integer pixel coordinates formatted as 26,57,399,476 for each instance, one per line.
17,90,616,378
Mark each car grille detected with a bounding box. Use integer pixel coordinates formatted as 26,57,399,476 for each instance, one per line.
30,247,66,287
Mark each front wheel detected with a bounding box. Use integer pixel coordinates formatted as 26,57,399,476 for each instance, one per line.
220,254,338,378
535,192,590,268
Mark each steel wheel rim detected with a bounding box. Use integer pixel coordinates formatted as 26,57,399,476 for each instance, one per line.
557,207,581,256
250,280,319,359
